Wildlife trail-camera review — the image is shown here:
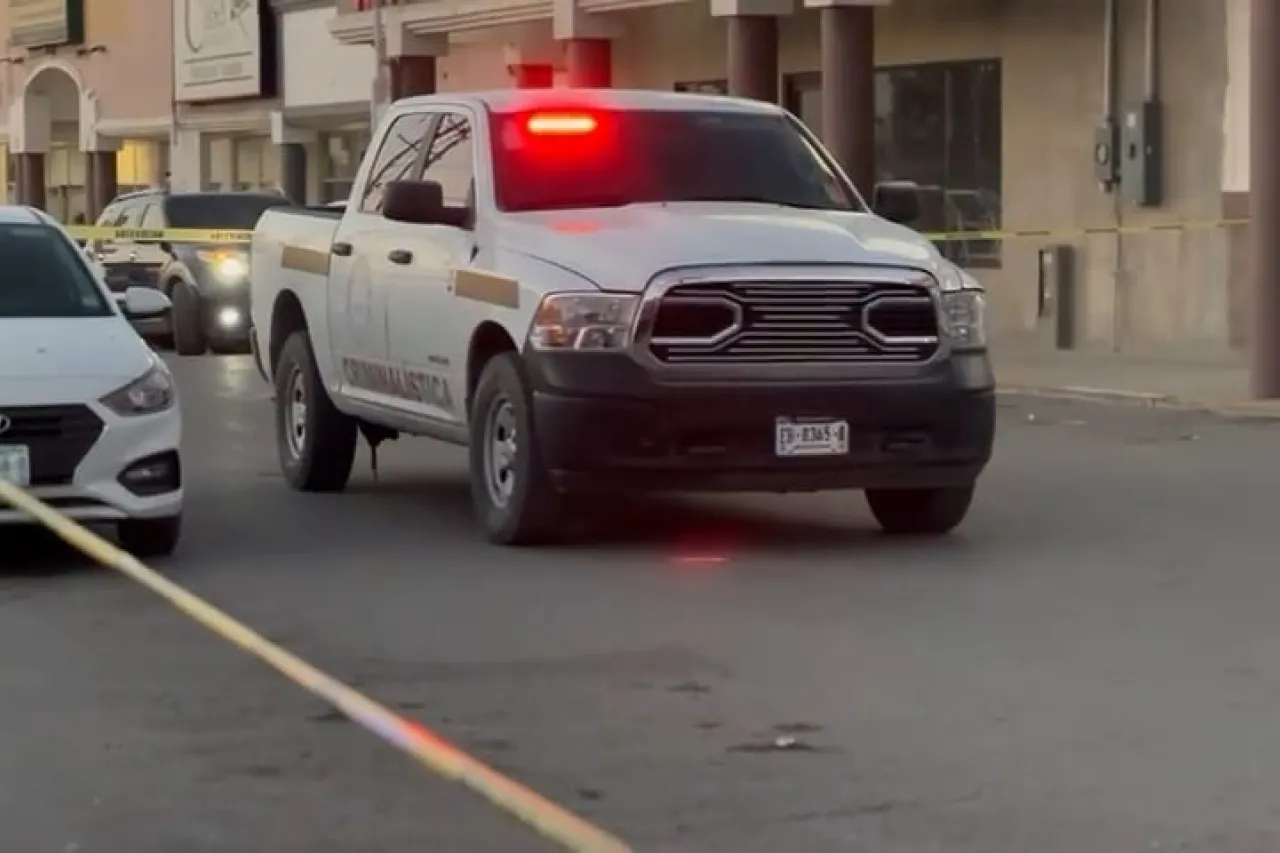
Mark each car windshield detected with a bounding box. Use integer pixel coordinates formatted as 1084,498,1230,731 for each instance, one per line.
0,223,112,318
489,107,861,213
163,194,290,229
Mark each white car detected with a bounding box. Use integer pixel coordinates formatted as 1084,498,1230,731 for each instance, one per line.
0,206,183,557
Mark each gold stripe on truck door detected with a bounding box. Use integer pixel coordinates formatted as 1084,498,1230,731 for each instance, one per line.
454,269,519,309
281,244,330,275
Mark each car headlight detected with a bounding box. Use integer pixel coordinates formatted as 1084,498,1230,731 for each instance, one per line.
100,363,176,416
197,250,248,281
528,293,639,352
937,264,986,348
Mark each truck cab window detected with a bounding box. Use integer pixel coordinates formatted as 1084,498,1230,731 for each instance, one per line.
422,113,475,211
359,113,433,214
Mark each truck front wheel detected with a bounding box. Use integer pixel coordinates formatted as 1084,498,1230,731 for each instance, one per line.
274,331,358,492
468,353,564,545
865,485,975,536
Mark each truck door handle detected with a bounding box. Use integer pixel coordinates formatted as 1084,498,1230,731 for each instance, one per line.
388,249,413,265
331,241,352,256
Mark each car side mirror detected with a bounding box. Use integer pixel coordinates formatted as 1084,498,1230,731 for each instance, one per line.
158,241,172,254
117,287,171,319
872,180,921,225
382,179,449,225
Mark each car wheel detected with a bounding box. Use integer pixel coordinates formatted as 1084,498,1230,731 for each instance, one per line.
172,282,207,356
117,514,182,558
275,330,357,492
468,353,564,545
865,485,975,536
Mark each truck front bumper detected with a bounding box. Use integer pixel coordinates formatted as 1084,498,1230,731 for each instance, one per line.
526,351,995,494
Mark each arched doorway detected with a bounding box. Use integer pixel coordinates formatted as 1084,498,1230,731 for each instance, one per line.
9,61,115,221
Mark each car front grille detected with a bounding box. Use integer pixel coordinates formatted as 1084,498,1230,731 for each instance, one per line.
644,278,940,365
0,405,104,486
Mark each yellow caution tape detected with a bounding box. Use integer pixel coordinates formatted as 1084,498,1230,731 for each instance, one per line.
0,478,632,853
66,226,253,244
58,216,1252,246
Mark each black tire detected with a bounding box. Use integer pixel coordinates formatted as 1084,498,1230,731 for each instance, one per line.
865,485,975,536
468,353,564,545
172,282,207,356
117,514,181,558
275,330,358,492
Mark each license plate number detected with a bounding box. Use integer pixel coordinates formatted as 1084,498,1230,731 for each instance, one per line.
775,419,849,457
0,445,30,486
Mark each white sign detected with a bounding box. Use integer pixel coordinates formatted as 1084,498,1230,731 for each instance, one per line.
174,0,263,102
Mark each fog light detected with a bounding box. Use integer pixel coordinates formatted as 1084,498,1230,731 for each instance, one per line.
118,451,181,496
217,307,242,328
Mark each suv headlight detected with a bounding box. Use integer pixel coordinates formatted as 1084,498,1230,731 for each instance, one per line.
197,250,248,282
528,293,639,352
100,363,176,416
937,264,986,348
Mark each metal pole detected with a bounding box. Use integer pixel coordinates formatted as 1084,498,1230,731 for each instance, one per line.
1250,0,1280,396
370,0,389,129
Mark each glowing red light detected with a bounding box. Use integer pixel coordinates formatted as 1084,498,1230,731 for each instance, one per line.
526,112,598,135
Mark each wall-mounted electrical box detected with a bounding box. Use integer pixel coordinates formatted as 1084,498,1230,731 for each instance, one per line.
1093,119,1119,189
1120,101,1163,207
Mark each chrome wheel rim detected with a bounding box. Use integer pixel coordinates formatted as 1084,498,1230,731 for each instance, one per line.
483,397,518,508
284,366,307,459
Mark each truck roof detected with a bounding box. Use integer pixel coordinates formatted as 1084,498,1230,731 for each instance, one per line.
394,88,786,117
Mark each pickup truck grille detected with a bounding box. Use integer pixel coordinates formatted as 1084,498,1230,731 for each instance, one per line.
645,279,939,365
0,405,104,485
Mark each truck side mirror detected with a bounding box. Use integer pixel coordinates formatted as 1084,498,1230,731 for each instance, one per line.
383,179,448,225
872,180,921,225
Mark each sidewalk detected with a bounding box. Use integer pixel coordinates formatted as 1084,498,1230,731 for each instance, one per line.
991,339,1280,417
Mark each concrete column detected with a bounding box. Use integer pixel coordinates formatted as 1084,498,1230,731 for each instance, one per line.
810,0,878,195
85,151,118,221
280,143,307,203
15,154,46,210
564,39,611,87
726,16,778,101
1251,0,1280,395
514,64,554,88
389,55,437,98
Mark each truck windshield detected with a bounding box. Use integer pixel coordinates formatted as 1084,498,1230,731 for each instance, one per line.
0,224,111,318
490,108,862,213
164,194,290,230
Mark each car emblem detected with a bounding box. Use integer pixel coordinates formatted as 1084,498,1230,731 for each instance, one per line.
0,414,9,435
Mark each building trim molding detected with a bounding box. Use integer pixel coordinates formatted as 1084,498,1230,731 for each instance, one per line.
329,0,552,44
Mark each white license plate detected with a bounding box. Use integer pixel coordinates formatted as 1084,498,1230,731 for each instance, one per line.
775,419,850,457
0,445,30,487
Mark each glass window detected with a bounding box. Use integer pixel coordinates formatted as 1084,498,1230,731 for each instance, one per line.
163,193,290,230
0,223,111,318
96,201,123,227
140,204,165,229
359,113,433,214
320,129,369,204
784,59,1003,268
117,200,144,227
490,108,858,213
422,113,474,208
675,79,728,95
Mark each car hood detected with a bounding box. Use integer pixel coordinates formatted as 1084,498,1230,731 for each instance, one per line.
0,317,154,403
497,204,946,291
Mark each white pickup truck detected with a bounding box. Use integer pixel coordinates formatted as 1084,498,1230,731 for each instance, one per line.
250,89,995,545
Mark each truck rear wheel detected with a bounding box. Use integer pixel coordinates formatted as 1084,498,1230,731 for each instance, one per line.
468,353,564,545
865,485,975,536
275,331,358,492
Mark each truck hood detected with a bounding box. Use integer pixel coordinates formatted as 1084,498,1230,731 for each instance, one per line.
498,204,946,291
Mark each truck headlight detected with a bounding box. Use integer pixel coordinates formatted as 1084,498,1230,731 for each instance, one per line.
100,363,176,416
937,264,986,348
528,293,639,352
197,249,248,282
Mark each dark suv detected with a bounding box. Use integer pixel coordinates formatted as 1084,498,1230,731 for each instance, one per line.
92,190,289,355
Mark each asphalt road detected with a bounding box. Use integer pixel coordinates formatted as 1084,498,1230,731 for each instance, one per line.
4,355,1280,852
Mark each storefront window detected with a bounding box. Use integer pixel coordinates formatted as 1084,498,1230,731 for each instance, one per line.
785,59,1003,268
319,129,370,204
117,140,167,193
205,135,276,191
45,144,87,224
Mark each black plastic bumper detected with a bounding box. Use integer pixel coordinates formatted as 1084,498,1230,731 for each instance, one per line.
199,289,251,343
526,350,996,494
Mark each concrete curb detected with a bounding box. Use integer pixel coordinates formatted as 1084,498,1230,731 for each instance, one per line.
997,384,1280,421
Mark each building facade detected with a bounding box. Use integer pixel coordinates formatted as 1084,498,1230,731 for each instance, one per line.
0,0,1255,354
0,0,174,221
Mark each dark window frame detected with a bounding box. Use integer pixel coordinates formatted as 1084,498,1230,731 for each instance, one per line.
784,59,1003,269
